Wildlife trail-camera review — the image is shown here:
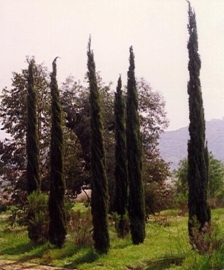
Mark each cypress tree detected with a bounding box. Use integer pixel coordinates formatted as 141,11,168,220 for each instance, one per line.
27,60,41,243
114,76,128,238
87,39,110,254
126,47,145,244
27,60,40,194
187,1,210,238
48,57,67,248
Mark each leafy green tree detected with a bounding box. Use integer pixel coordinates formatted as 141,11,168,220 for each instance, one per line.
63,127,86,196
61,77,90,183
176,154,224,202
26,60,40,194
137,78,170,214
0,59,80,199
61,76,114,197
0,59,51,198
137,78,168,156
48,58,67,248
87,40,110,254
208,154,224,199
126,47,145,244
114,76,128,237
175,158,188,194
61,75,169,206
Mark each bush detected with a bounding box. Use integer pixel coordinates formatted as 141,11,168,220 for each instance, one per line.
9,205,27,226
27,191,49,245
68,208,93,246
145,182,175,215
189,218,224,255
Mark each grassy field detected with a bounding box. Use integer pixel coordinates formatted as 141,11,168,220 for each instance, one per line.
0,205,223,269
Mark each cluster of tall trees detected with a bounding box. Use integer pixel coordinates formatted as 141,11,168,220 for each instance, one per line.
0,44,168,252
0,0,212,253
0,66,168,205
86,42,146,252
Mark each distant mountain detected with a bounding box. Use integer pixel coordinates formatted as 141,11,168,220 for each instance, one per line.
159,119,224,170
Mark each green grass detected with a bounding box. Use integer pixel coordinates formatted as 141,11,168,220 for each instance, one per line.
0,205,223,269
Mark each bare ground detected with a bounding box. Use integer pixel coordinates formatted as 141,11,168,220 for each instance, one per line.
0,260,73,270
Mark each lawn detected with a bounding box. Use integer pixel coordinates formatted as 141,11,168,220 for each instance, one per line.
0,205,223,269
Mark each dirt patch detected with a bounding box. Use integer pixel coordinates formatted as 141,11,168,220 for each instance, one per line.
0,260,72,270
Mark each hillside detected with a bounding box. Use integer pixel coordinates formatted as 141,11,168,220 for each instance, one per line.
159,119,224,170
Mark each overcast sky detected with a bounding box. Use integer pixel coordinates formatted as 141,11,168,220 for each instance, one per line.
0,0,224,131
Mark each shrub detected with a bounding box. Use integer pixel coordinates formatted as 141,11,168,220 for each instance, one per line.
189,217,224,255
9,205,27,226
68,208,93,246
27,191,49,244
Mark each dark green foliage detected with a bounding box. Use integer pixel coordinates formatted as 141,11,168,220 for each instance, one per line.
186,1,210,238
114,76,129,237
114,212,130,239
126,47,145,244
26,60,40,194
48,58,67,248
26,60,41,242
87,39,110,254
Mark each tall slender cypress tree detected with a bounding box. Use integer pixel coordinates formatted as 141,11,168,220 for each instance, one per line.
126,47,145,244
114,76,128,238
27,60,40,194
187,1,210,238
48,57,67,248
87,39,110,254
27,60,41,242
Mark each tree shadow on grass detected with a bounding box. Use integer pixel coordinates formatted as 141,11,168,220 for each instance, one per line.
0,241,49,261
65,249,99,269
112,239,131,250
0,242,35,256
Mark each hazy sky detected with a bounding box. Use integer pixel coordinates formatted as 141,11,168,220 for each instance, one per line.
0,0,224,131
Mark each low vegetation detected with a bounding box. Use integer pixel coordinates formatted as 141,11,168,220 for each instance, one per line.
0,203,223,269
